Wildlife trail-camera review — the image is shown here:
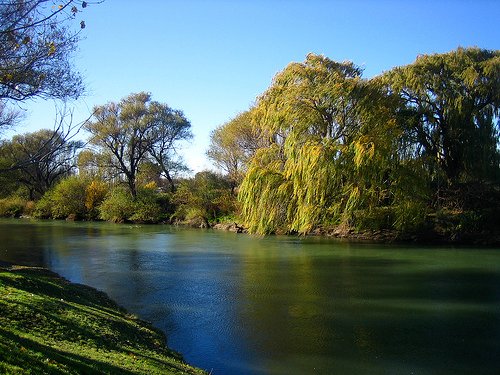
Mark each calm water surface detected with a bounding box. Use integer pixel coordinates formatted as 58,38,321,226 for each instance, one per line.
1,219,499,374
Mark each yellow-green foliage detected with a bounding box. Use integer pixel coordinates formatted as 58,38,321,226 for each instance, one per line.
49,176,87,219
98,187,137,223
85,180,109,219
173,171,235,224
98,185,168,224
0,196,28,217
238,53,436,235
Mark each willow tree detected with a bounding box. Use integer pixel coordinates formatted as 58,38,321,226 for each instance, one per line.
382,48,500,186
239,54,403,234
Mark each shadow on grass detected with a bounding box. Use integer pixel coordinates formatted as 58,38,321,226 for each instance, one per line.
0,327,136,374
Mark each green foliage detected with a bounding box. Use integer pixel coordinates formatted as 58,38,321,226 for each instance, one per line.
173,171,235,225
85,92,192,197
239,54,409,234
0,196,28,217
49,176,87,220
236,49,499,237
207,109,266,189
0,129,82,200
32,190,55,219
98,186,137,223
98,185,169,223
129,186,169,224
382,47,500,186
31,176,109,221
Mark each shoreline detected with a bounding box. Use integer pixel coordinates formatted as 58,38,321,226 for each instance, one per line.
6,215,500,246
211,221,500,247
0,262,206,374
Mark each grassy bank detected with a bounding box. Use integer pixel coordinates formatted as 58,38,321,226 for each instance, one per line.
0,264,206,374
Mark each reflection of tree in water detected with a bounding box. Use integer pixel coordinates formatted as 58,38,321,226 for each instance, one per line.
0,221,47,266
236,245,500,374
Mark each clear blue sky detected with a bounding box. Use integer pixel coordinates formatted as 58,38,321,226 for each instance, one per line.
13,0,500,173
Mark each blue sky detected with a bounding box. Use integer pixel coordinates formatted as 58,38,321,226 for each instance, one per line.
12,0,500,173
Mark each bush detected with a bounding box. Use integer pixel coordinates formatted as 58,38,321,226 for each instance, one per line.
393,200,428,232
172,171,236,224
0,196,28,217
352,207,395,230
50,176,88,219
99,187,136,223
85,180,109,220
128,187,167,223
33,191,55,219
99,185,169,224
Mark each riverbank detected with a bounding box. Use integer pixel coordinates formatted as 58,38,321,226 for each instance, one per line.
212,218,500,246
0,263,206,374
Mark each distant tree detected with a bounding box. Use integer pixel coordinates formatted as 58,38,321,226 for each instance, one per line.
0,129,82,199
207,109,266,191
146,102,192,192
85,92,192,197
0,0,99,130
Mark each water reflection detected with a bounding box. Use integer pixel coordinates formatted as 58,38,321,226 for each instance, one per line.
1,219,499,374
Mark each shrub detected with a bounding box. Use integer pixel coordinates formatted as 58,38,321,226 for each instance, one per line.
353,206,395,230
50,176,88,219
0,196,28,217
85,180,109,220
393,200,428,232
128,187,166,223
172,171,236,224
98,187,136,223
33,190,55,219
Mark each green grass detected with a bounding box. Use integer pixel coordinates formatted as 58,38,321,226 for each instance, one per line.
0,264,207,374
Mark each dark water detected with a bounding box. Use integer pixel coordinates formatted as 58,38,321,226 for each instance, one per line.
1,219,499,374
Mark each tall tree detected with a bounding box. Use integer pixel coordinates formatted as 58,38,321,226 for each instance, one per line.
239,54,424,234
85,92,192,197
382,47,500,185
239,54,374,234
146,102,192,192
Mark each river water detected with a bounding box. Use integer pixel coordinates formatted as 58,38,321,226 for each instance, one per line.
1,219,499,374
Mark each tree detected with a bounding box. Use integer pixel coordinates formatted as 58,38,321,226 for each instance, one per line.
0,129,82,199
382,47,500,185
85,92,192,197
239,54,373,234
146,102,192,192
0,1,98,130
0,0,93,101
207,109,266,191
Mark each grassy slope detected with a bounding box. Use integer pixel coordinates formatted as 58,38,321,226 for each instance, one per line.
0,265,206,375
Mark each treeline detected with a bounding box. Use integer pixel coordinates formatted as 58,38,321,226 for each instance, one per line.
0,93,235,226
208,48,500,240
0,47,499,242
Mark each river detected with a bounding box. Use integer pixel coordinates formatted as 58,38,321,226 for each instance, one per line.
1,219,499,374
